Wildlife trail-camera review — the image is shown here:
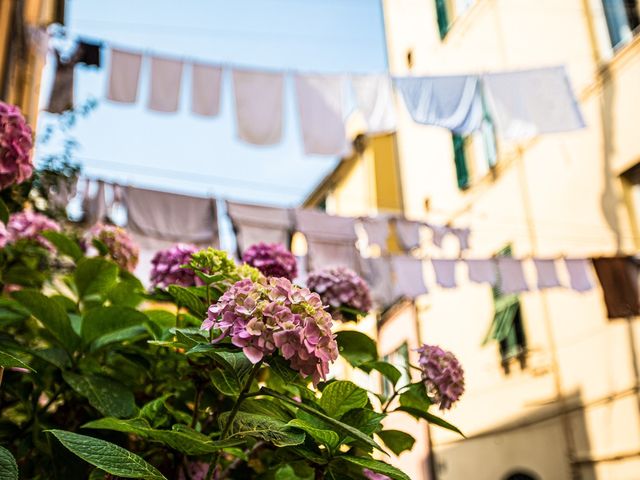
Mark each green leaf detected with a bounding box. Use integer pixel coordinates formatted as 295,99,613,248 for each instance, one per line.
336,455,410,480
268,355,299,383
287,418,339,449
318,381,368,419
41,231,83,261
335,331,377,367
0,198,8,224
377,430,416,456
47,429,167,479
0,298,31,327
31,347,71,369
74,257,119,300
13,290,79,351
0,349,35,371
210,368,241,396
81,306,148,344
221,411,305,447
361,361,402,386
107,280,144,308
394,406,464,436
167,285,206,317
144,309,176,329
0,445,18,480
63,372,137,418
340,409,385,436
91,325,148,351
260,388,384,453
399,383,432,411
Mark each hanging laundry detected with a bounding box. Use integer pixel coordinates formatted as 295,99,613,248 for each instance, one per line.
148,56,184,113
451,227,471,251
294,74,349,156
393,75,483,135
76,39,102,67
81,179,107,225
351,74,397,134
47,175,78,213
427,223,450,248
226,201,293,254
191,63,222,117
465,259,497,285
564,258,594,292
533,258,562,289
395,219,421,251
107,48,143,104
125,186,218,246
362,256,395,307
483,66,585,140
295,209,360,272
497,257,529,294
592,257,640,318
391,255,428,299
361,217,390,251
432,259,457,289
46,47,84,113
232,69,284,145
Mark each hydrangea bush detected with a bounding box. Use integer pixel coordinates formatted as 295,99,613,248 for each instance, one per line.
0,104,464,480
307,266,373,321
0,101,33,190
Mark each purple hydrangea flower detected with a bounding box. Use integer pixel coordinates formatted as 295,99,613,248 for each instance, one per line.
242,242,298,280
202,276,338,385
0,221,9,248
417,344,465,410
6,211,61,250
150,243,200,289
306,266,372,321
86,223,139,272
0,101,33,189
178,461,210,480
363,469,392,480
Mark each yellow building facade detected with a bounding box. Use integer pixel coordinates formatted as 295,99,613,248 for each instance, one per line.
309,1,640,479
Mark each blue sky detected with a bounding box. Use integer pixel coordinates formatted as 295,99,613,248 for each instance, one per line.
35,0,388,207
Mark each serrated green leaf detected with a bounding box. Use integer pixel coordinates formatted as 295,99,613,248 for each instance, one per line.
318,381,368,419
41,231,83,261
167,285,206,317
0,445,18,480
91,325,148,351
13,290,80,351
398,383,432,411
269,355,299,383
335,331,377,367
0,349,35,371
75,257,119,300
221,411,305,447
340,409,385,436
210,368,241,396
63,372,137,418
81,306,148,344
336,455,410,480
361,361,402,386
394,406,464,436
377,430,416,456
288,418,339,449
47,429,167,479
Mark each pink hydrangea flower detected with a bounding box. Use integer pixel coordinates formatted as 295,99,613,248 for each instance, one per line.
6,211,61,250
0,221,9,248
178,461,210,480
417,344,465,410
0,101,33,189
242,242,298,280
150,243,200,289
306,266,372,321
363,469,391,480
85,223,139,272
202,276,338,385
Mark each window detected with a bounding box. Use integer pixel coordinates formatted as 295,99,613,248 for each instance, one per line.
434,0,477,39
382,343,410,397
603,0,640,48
452,108,497,190
484,246,527,374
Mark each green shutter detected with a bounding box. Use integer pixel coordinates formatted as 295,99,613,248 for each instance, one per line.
435,0,450,39
452,134,469,190
483,294,519,344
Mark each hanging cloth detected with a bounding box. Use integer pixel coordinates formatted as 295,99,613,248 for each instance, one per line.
148,56,184,113
427,223,451,248
226,201,293,254
82,179,107,226
564,258,594,292
497,257,529,294
391,255,428,299
432,259,457,289
361,217,390,252
191,63,222,117
533,258,562,289
465,259,497,285
362,256,395,307
451,227,471,251
394,219,421,251
232,69,284,145
351,74,397,134
107,48,143,104
294,74,349,156
393,75,483,135
592,257,640,318
46,47,83,113
482,66,585,140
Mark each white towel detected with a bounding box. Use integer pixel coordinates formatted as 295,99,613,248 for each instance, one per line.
351,74,396,133
391,255,428,299
394,75,483,135
107,49,142,103
465,259,497,285
233,69,284,145
533,258,562,289
565,258,594,292
497,257,529,294
191,63,222,117
483,66,585,140
148,56,183,113
362,217,390,251
395,219,421,251
432,259,457,289
226,201,293,253
294,74,349,156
